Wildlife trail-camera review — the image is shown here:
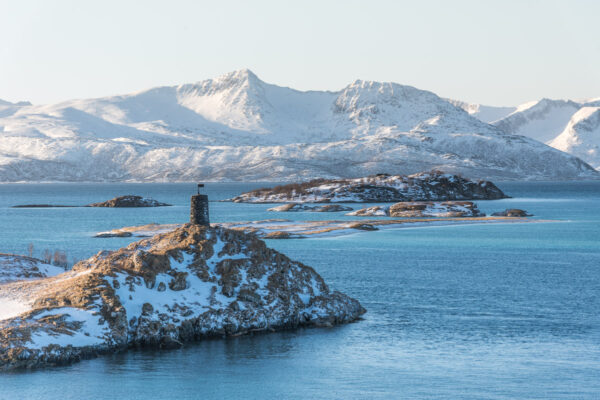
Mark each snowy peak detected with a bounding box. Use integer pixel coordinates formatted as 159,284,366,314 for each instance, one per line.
333,80,494,136
493,98,582,143
176,69,271,132
550,106,600,169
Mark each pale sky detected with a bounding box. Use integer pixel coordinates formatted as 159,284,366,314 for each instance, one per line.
1,0,599,106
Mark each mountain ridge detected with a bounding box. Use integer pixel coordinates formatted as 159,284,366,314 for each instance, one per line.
0,69,597,182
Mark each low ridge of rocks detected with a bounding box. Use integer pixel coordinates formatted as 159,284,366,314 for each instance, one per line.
347,201,484,218
267,204,353,212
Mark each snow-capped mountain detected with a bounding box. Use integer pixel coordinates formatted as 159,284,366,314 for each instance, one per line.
0,69,597,182
485,98,600,168
492,99,582,143
550,107,600,169
446,99,516,123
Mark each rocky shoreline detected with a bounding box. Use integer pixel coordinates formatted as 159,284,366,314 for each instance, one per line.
0,225,365,371
92,215,537,241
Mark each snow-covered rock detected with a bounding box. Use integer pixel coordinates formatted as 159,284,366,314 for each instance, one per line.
388,201,482,217
0,254,66,323
347,201,483,217
0,254,64,285
346,206,389,217
0,70,596,182
228,171,507,203
267,203,353,212
0,224,364,370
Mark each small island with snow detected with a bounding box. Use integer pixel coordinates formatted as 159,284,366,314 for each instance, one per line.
0,194,365,371
227,171,507,203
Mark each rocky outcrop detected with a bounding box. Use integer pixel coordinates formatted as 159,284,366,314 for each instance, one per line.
389,201,483,217
267,203,353,212
347,201,483,218
87,195,171,207
0,225,364,371
228,171,507,203
491,209,532,217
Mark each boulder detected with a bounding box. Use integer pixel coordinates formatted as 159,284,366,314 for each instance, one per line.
491,209,532,217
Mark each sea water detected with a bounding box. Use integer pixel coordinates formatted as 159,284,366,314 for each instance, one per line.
0,182,598,399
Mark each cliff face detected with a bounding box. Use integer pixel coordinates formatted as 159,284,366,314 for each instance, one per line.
0,225,364,370
229,171,507,203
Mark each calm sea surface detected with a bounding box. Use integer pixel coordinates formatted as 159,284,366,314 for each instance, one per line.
0,182,598,399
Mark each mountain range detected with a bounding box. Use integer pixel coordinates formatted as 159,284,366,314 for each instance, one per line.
455,97,600,169
0,69,597,182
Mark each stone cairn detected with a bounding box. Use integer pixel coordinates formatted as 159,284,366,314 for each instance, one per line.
190,184,210,226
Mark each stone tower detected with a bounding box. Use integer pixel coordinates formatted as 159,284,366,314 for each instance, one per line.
190,184,210,226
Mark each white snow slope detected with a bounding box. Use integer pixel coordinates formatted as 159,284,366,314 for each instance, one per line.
446,99,516,124
550,107,600,169
486,98,600,168
0,70,597,182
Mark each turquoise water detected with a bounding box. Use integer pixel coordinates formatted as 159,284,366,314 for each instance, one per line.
0,182,599,399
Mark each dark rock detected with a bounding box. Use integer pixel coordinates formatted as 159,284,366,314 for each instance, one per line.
388,201,483,217
348,223,378,231
491,209,532,217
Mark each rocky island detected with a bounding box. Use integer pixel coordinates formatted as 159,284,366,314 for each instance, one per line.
87,195,171,207
347,201,483,218
0,225,365,371
227,171,507,203
491,209,532,217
